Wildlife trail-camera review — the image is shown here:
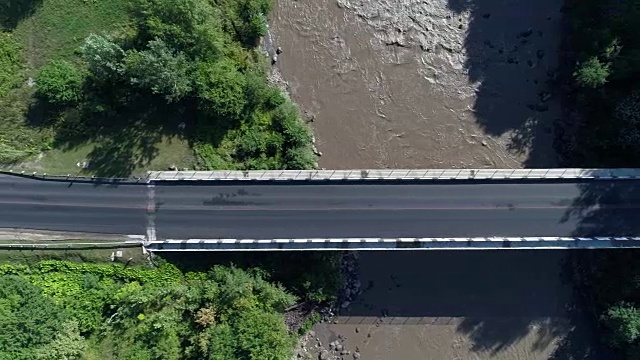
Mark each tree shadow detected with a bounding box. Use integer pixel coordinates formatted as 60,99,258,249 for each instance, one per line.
446,0,564,167
26,88,198,178
0,0,42,29
560,180,640,237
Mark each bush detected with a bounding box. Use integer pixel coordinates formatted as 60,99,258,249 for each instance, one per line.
36,60,84,105
575,57,610,88
284,146,315,170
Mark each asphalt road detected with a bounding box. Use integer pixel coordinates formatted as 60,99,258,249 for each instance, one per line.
2,174,640,239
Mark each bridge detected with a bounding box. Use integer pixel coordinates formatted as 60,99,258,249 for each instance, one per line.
1,169,640,251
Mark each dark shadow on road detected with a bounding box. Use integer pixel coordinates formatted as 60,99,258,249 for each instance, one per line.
446,0,564,167
561,179,640,237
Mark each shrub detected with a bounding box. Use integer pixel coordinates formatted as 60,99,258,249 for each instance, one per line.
575,56,610,88
284,146,315,170
273,103,311,147
36,60,84,105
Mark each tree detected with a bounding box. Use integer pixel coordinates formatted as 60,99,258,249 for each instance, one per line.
132,0,225,59
232,309,293,360
195,60,247,117
36,60,84,105
574,56,610,88
82,34,125,81
603,302,640,348
35,321,86,360
0,276,67,360
124,39,192,102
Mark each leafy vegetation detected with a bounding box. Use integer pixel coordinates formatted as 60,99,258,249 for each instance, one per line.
0,260,298,360
0,0,314,175
0,32,22,97
36,60,84,105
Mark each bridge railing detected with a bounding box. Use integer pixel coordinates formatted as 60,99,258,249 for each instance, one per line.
146,168,640,182
0,169,144,183
145,237,640,251
4,168,640,182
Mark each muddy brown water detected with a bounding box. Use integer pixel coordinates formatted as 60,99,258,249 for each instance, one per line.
269,0,604,358
270,0,561,169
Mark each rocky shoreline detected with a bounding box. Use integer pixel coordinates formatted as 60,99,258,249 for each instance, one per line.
289,251,363,360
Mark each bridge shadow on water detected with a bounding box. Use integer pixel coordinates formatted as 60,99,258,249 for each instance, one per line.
335,250,609,359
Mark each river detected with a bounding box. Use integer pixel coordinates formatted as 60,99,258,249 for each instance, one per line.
268,0,603,359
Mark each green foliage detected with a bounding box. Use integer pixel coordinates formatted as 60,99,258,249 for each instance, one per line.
0,276,67,360
196,59,247,117
298,312,322,335
0,261,298,360
34,321,87,360
603,302,640,348
82,33,125,81
132,0,225,59
574,57,610,88
274,102,312,148
233,308,293,360
0,32,22,97
216,0,272,46
124,39,192,102
36,60,84,105
284,145,316,170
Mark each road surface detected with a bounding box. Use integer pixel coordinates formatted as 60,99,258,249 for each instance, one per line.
1,174,639,239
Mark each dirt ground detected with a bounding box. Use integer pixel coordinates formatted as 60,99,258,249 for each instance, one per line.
270,0,562,169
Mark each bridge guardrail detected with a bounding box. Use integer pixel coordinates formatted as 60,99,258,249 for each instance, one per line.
4,168,640,183
146,168,640,181
146,237,640,251
0,169,145,184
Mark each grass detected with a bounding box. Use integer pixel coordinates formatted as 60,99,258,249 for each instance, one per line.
12,0,132,70
0,0,195,176
0,243,147,267
16,135,193,176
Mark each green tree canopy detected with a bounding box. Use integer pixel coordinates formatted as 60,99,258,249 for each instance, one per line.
0,276,67,360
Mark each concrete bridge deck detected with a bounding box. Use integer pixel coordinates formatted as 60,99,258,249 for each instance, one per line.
1,169,640,250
